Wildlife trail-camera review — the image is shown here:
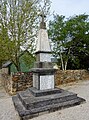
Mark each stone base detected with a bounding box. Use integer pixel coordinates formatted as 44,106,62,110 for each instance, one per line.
12,87,85,120
32,68,56,90
29,87,63,97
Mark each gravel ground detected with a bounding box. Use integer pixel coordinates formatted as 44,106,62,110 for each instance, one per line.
0,80,89,120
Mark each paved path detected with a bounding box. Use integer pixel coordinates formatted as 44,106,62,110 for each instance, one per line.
0,79,89,120
0,81,9,99
0,78,20,120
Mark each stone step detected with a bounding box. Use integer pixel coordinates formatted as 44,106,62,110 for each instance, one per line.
17,89,33,104
17,89,78,110
12,95,85,120
30,97,85,113
29,87,64,97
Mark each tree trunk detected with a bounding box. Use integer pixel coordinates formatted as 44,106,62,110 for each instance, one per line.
64,48,70,70
64,61,68,70
16,63,21,72
60,51,64,71
14,56,21,72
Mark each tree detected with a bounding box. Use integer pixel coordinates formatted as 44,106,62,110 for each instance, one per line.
48,14,70,70
48,14,89,70
65,14,89,69
0,0,51,71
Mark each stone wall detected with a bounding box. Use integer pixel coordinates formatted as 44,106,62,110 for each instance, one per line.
1,69,89,94
55,70,89,85
1,72,32,94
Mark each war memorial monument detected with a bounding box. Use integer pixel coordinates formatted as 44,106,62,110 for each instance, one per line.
12,14,85,120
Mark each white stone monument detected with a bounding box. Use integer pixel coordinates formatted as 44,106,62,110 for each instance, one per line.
32,14,56,90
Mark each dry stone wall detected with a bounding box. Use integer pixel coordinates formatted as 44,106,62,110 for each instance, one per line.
1,69,89,94
55,70,89,85
1,72,32,94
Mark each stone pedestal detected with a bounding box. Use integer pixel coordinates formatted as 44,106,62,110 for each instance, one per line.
32,28,55,91
32,68,55,90
12,87,85,120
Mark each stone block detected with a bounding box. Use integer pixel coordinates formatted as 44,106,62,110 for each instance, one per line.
34,62,53,68
29,87,63,97
40,75,54,90
35,29,51,53
33,74,39,89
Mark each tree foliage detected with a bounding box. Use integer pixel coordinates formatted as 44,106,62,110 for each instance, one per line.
48,14,89,70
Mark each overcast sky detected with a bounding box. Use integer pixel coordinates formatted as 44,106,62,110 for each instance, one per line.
51,0,89,18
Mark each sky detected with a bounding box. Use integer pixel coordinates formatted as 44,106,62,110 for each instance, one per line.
51,0,89,18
